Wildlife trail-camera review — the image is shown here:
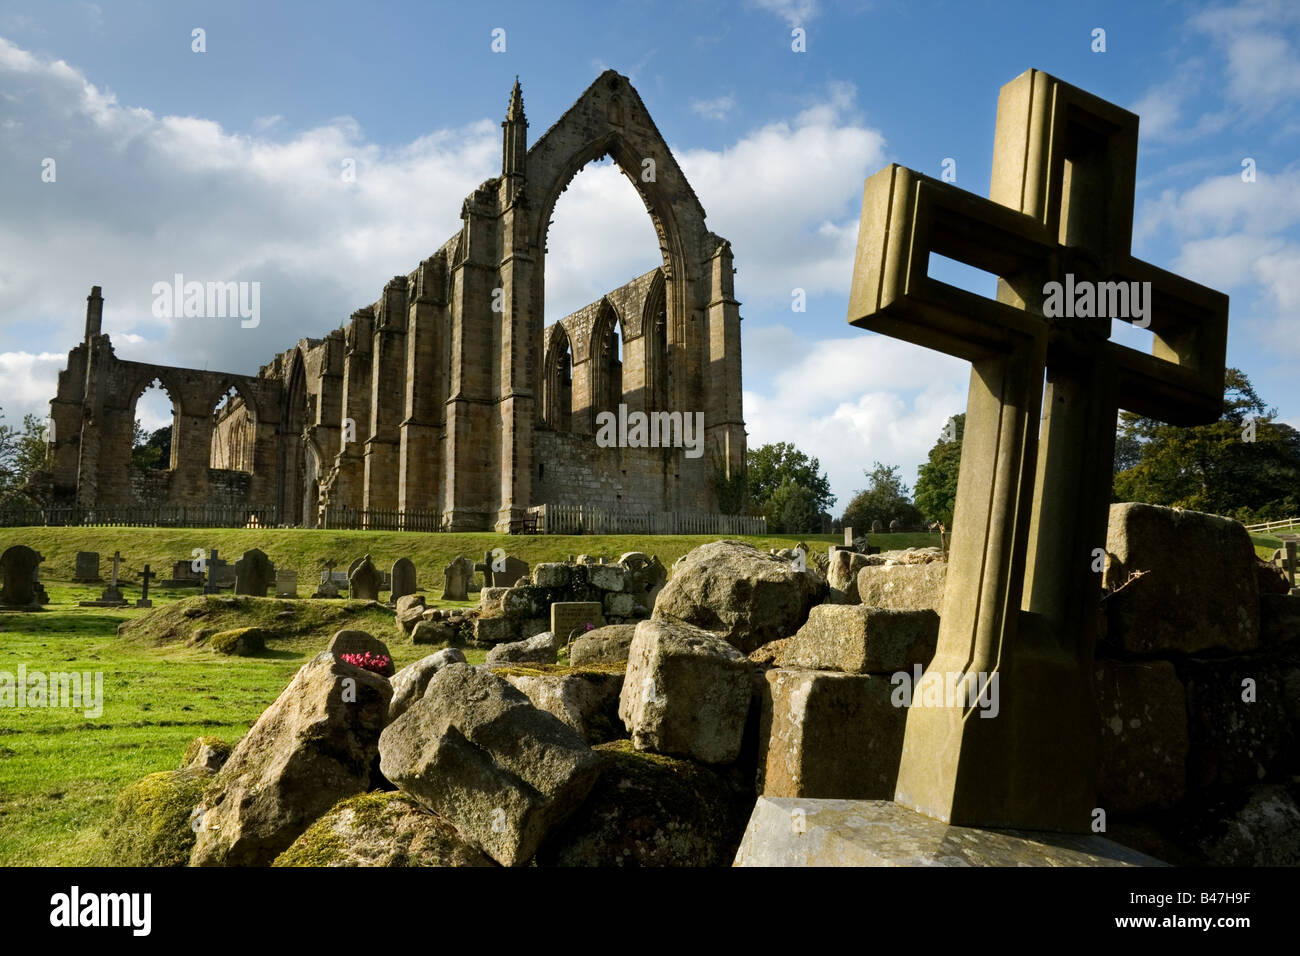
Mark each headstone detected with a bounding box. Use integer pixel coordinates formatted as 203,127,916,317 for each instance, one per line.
234,548,276,597
843,527,854,548
74,551,101,583
550,602,605,642
473,552,492,591
846,69,1228,830
870,520,883,534
136,565,156,609
163,559,202,587
80,550,126,607
494,555,530,588
275,570,298,599
311,560,340,599
390,558,417,603
349,554,381,602
442,556,472,602
0,545,43,608
888,519,900,533
203,550,225,595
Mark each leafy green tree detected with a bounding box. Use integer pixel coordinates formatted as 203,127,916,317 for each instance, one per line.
763,478,823,533
841,461,924,531
1113,368,1300,521
746,442,835,528
0,409,52,501
914,414,964,527
131,420,163,470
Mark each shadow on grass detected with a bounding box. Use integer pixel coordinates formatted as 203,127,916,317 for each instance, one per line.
0,611,127,634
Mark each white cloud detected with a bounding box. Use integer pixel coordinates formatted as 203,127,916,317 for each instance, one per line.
1191,0,1300,115
743,330,968,507
691,94,736,121
0,351,69,422
749,0,820,27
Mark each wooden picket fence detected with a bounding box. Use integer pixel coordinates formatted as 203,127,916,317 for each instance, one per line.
529,503,766,536
0,503,279,529
321,506,447,532
1244,517,1300,535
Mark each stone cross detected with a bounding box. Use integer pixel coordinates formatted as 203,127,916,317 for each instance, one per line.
203,549,220,595
847,69,1228,830
137,564,155,609
474,551,493,590
110,551,121,587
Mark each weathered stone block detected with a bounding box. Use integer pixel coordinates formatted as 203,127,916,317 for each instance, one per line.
653,540,824,653
1186,658,1294,789
1094,658,1188,814
502,670,624,743
757,668,905,799
589,564,626,592
532,563,570,588
486,631,561,666
473,616,518,646
856,562,947,612
603,591,634,618
379,664,601,867
618,618,753,764
782,605,939,674
1103,503,1259,655
569,624,637,667
826,547,872,604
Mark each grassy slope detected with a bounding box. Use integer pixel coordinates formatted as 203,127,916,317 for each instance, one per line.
0,527,940,866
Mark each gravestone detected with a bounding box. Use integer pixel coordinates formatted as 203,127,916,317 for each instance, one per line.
442,556,473,602
847,69,1228,830
473,552,492,591
349,555,381,602
0,545,44,608
843,527,854,548
475,550,530,588
311,560,340,599
163,560,202,587
870,520,883,534
80,550,127,607
74,551,101,583
551,602,605,642
234,548,276,597
275,570,298,598
202,550,226,595
136,565,156,609
390,558,417,603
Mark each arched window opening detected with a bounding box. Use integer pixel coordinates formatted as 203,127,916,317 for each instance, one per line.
542,325,574,431
131,378,177,472
210,385,255,474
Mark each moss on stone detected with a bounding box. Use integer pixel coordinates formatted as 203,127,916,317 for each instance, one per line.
181,735,231,769
209,626,270,656
103,767,213,867
489,661,626,679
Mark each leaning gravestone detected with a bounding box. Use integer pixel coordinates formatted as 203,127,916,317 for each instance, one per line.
0,545,43,608
74,551,101,583
442,556,472,602
349,555,382,602
844,68,1227,832
390,558,417,603
234,548,276,597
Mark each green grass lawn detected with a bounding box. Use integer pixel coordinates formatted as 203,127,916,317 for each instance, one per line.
0,527,940,866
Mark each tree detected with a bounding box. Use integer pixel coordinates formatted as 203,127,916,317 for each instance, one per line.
131,420,162,470
764,478,822,534
841,461,924,531
746,441,835,532
914,413,964,527
1113,368,1300,521
0,409,51,501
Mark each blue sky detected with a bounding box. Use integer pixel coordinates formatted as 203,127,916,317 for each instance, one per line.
1,0,1297,510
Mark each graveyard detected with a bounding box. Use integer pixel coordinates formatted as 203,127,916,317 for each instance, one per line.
2,2,1299,895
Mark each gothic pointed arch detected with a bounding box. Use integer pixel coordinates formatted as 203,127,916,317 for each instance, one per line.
542,322,573,431
589,297,624,420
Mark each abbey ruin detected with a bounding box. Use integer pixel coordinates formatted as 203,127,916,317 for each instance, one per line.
45,72,747,531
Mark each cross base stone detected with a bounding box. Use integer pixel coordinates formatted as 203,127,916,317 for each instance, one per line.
733,798,1165,867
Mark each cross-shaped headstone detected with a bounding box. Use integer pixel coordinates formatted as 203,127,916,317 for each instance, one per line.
203,548,220,595
474,551,493,589
848,69,1228,830
110,551,121,588
137,564,156,609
